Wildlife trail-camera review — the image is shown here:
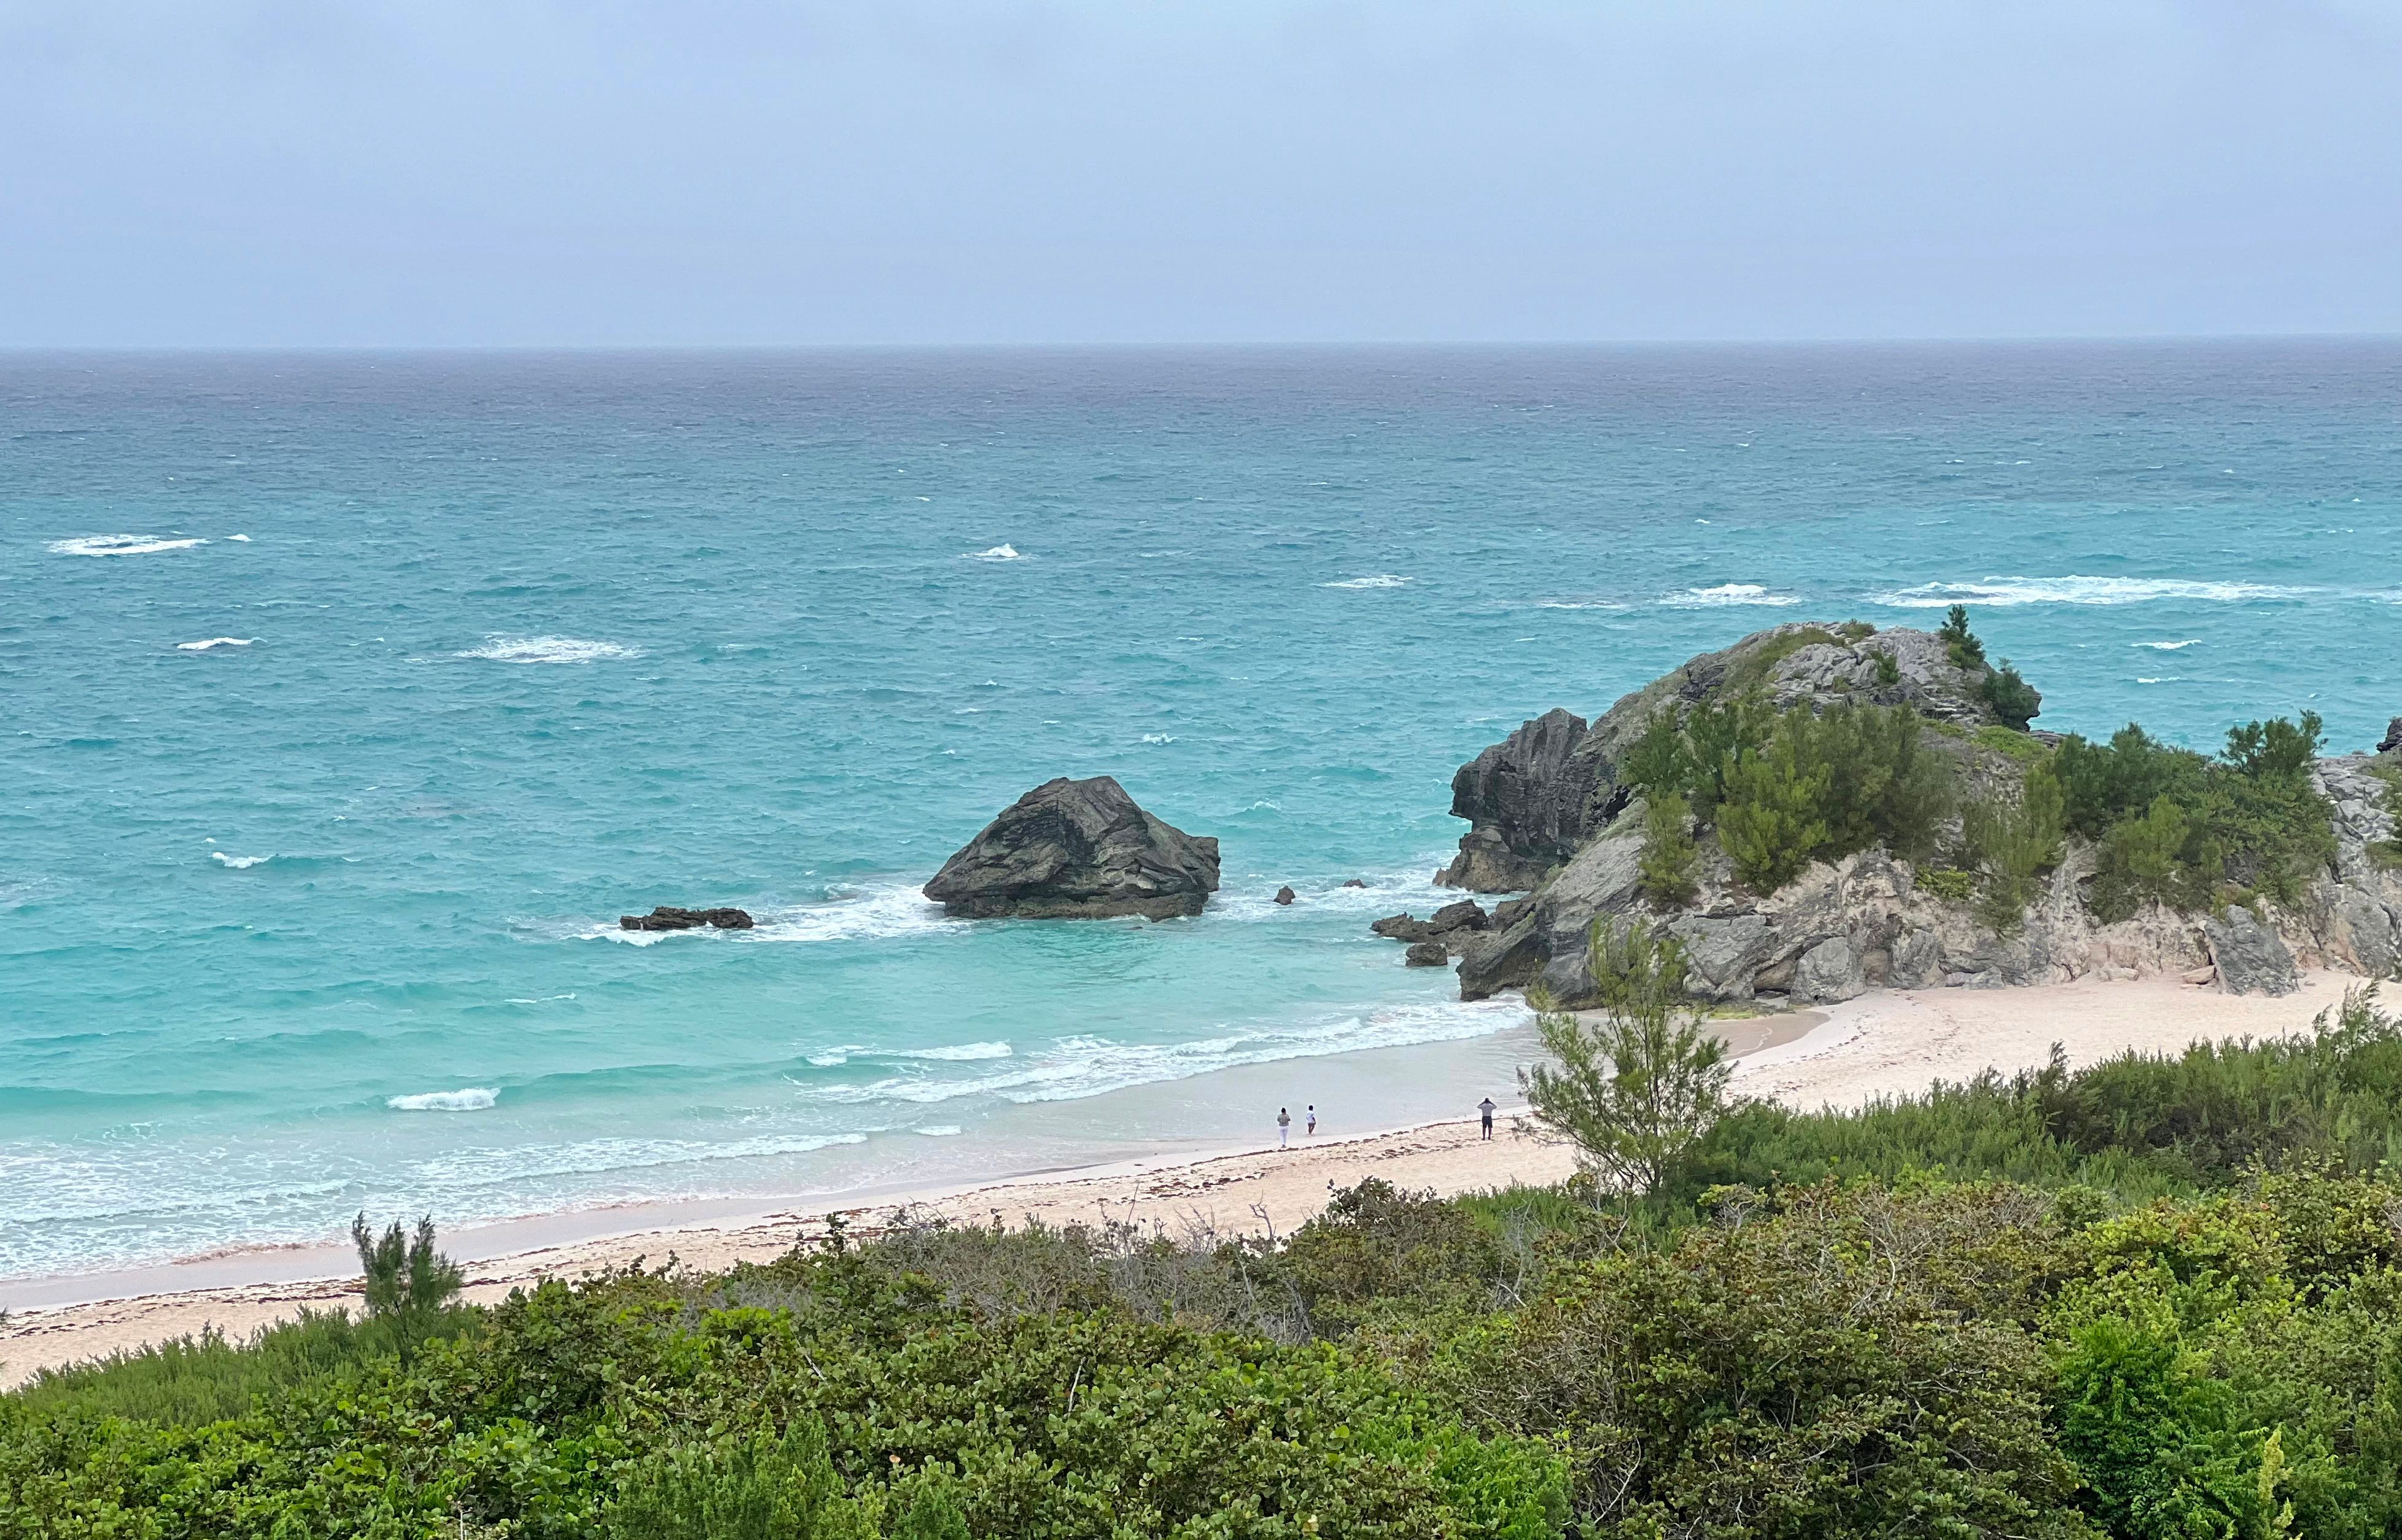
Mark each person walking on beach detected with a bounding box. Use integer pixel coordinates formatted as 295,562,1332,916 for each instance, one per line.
1478,1097,1496,1140
1278,1106,1291,1147
1306,1104,1317,1137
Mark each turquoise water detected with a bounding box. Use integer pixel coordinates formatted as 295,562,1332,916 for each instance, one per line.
5,343,2398,1278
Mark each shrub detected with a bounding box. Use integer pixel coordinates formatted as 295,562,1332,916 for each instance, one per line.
2091,795,2194,920
1940,602,1988,669
1635,792,1699,908
1916,865,1978,904
1520,919,1733,1193
1983,658,2042,729
1964,763,2065,933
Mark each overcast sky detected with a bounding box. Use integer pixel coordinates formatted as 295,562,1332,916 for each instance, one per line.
3,1,2397,346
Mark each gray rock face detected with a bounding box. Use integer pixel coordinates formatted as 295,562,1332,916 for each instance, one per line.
923,776,1219,920
2204,905,2301,996
1274,885,1296,905
2382,720,2402,754
1438,707,1594,891
1404,940,1451,967
1794,935,1868,1003
621,906,755,931
1457,914,1547,998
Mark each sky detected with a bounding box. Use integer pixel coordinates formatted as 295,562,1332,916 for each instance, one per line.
2,1,2398,347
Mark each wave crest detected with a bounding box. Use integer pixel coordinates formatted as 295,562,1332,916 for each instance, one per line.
1660,583,1798,608
50,534,208,556
1876,577,2308,608
458,636,642,664
1321,574,1411,589
177,637,258,652
965,543,1024,561
388,1087,499,1112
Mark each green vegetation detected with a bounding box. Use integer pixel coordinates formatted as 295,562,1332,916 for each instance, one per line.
1633,791,1698,908
2056,714,2338,920
1938,604,2041,729
17,992,2402,1538
1964,761,2067,932
1520,919,1732,1192
1628,696,1949,893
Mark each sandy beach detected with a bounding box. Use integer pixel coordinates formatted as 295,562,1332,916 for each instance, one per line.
1,970,2361,1390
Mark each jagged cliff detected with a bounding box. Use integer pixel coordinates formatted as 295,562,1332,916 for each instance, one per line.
1417,621,2402,1005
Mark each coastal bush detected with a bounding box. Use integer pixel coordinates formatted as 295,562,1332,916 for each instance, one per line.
1964,761,2066,931
1984,658,2042,729
1634,791,1698,908
1940,602,1988,669
1520,920,1733,1194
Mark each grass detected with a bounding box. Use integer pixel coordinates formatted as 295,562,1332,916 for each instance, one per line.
1725,626,1841,690
1974,723,2050,763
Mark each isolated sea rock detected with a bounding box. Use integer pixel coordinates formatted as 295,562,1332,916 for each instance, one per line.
923,776,1219,920
621,906,755,931
1370,900,1490,957
2204,905,2301,997
1404,941,1450,967
1274,885,1296,905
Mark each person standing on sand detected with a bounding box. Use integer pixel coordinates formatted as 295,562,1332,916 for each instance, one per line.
1306,1105,1317,1137
1278,1106,1291,1147
1478,1097,1496,1140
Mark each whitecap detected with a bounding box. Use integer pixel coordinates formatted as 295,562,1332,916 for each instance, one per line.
457,636,643,664
1659,583,1798,608
387,1087,498,1112
899,1041,1012,1062
965,543,1024,561
211,852,272,869
1321,574,1412,589
804,1048,857,1067
1534,599,1627,611
2135,639,2201,650
915,1126,963,1137
50,534,208,557
745,886,952,945
1140,732,1176,744
227,534,252,542
2135,677,2183,685
1874,577,2309,608
177,637,258,651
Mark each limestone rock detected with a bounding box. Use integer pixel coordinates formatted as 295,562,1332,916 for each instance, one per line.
1372,912,1437,943
1438,707,1593,890
1274,885,1296,905
923,776,1219,920
2382,719,2402,754
2204,905,2301,996
1457,914,1547,999
620,906,755,931
1404,940,1450,967
1794,935,1867,1003
1342,878,1367,888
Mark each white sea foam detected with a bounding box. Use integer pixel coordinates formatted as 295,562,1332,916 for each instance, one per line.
2135,677,2183,685
1660,583,1798,608
915,1126,963,1137
211,852,272,869
177,637,258,651
458,635,643,664
1321,574,1412,589
804,1048,858,1067
1141,732,1176,744
900,1041,1012,1062
227,534,252,542
2136,639,2201,650
748,886,952,944
1875,577,2309,608
965,543,1024,561
49,534,208,556
1534,599,1627,611
409,1130,868,1187
387,1087,499,1112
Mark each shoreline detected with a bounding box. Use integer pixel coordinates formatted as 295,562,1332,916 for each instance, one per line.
2,971,2359,1388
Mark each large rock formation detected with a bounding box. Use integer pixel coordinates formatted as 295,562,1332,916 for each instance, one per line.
924,776,1220,920
1439,623,2020,892
621,906,755,931
1428,622,2399,1006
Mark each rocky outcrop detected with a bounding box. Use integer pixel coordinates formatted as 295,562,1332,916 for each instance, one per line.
1274,886,1296,905
1372,900,1490,955
1438,707,1595,890
2381,720,2402,755
1437,624,2021,892
2204,906,2300,997
621,906,755,931
923,776,1219,920
1405,941,1450,967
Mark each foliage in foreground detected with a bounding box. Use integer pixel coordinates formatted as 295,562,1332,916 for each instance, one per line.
12,994,2402,1539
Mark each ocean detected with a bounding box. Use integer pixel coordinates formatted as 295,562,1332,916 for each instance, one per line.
4,341,2398,1280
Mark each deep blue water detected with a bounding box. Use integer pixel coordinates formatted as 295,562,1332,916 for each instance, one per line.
4,342,2398,1277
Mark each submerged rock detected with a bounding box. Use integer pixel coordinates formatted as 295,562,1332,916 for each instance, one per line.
923,776,1219,920
621,906,755,931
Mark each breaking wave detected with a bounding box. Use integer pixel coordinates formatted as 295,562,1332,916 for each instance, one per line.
1875,577,2309,608
1660,583,1798,608
965,543,1024,561
387,1087,499,1112
1321,574,1412,589
457,636,643,664
2135,639,2201,650
211,852,273,869
177,637,258,651
50,534,208,556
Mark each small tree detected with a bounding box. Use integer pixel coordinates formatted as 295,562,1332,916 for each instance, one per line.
1637,792,1700,908
1939,604,1988,670
1964,763,2066,933
1518,918,1735,1193
352,1213,464,1320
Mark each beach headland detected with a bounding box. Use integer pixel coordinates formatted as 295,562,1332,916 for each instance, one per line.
2,970,2355,1390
